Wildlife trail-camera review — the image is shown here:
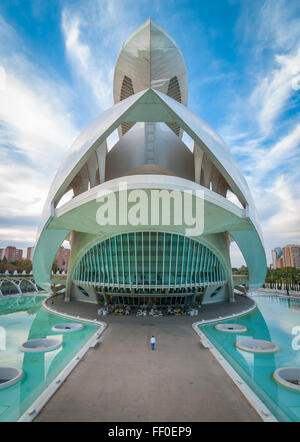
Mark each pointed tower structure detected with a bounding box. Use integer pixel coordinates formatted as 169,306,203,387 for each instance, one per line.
33,20,266,308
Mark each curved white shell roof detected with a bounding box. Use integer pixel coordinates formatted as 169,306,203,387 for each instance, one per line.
34,89,266,292
33,21,266,297
114,19,188,106
38,89,259,233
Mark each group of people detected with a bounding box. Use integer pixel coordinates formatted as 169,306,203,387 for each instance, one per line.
98,304,199,317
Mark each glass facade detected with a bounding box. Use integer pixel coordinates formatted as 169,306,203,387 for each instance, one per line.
72,232,226,291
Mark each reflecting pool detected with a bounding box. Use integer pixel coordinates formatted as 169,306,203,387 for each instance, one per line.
0,295,99,422
200,294,300,422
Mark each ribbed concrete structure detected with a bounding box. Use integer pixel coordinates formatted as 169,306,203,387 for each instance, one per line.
33,19,266,308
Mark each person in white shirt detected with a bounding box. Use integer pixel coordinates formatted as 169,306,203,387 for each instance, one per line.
150,336,156,351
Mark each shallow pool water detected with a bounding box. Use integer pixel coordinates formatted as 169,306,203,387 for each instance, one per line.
0,295,99,422
200,294,300,422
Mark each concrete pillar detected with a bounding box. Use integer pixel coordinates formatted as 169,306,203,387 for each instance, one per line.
194,142,204,184
96,141,107,184
65,230,76,302
86,152,98,188
71,165,89,197
144,123,156,164
201,153,213,189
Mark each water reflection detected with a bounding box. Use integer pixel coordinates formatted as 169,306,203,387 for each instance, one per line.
0,295,98,421
201,295,300,421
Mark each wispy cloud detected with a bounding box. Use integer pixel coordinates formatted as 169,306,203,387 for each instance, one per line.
0,14,78,247
219,0,300,263
250,46,300,136
61,10,113,110
61,0,145,111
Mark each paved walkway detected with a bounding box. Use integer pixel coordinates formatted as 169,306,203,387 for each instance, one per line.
36,297,260,422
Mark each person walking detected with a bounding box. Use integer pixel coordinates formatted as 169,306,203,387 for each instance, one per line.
150,335,156,351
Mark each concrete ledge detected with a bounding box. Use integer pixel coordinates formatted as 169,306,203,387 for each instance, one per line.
52,323,84,333
0,367,24,390
215,323,247,333
273,367,300,392
20,338,62,353
193,299,277,422
236,338,279,354
18,297,107,422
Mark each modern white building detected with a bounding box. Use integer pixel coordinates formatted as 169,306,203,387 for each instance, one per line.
33,19,266,307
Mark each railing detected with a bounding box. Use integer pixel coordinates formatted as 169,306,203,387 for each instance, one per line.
263,282,300,293
0,276,39,297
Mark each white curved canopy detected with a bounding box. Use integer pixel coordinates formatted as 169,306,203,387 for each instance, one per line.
38,89,260,235
34,90,266,294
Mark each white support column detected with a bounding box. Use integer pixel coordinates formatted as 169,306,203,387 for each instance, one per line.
168,235,173,289
115,236,120,287
174,235,179,288
96,141,107,184
194,142,204,184
86,152,98,188
127,234,131,285
211,165,228,198
120,235,125,286
134,233,138,287
71,164,89,196
109,238,115,285
190,241,196,285
144,123,156,164
201,153,213,189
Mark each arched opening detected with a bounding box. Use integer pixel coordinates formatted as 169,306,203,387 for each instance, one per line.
72,232,227,306
0,280,20,296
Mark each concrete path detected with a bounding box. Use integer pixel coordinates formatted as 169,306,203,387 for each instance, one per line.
35,314,260,422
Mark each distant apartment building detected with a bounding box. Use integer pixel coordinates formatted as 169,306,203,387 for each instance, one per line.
17,249,23,261
271,247,283,269
0,248,4,260
53,247,71,272
26,246,35,262
4,246,23,262
272,245,300,269
283,245,300,269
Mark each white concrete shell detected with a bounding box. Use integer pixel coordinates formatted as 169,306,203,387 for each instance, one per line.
113,19,188,106
33,21,266,305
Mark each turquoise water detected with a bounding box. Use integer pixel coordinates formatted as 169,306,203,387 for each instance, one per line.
0,295,99,422
200,294,300,422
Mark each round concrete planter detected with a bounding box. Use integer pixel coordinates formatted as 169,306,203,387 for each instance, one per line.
236,338,279,354
273,367,300,391
215,323,247,333
0,367,24,389
20,338,61,353
52,323,83,333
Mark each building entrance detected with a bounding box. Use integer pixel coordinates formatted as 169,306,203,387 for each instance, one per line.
105,294,194,307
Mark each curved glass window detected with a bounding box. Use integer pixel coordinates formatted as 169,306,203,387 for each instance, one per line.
72,232,226,289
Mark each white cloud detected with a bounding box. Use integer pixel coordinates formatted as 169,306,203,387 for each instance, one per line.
0,73,77,171
0,149,49,218
61,0,147,111
0,15,79,245
61,8,114,110
263,176,300,240
0,225,37,244
257,123,300,175
230,242,246,268
250,46,300,135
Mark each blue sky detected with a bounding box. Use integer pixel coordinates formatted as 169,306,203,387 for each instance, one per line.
0,0,299,266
